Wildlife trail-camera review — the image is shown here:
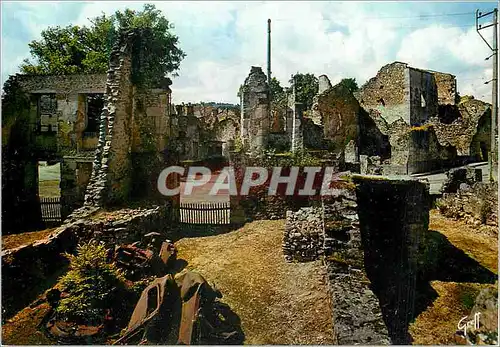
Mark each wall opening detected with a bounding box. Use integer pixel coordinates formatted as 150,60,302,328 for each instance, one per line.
84,93,104,134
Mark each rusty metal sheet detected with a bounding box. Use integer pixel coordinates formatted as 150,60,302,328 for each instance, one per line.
177,283,202,344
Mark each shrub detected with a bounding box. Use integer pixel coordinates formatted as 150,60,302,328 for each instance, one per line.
55,241,127,325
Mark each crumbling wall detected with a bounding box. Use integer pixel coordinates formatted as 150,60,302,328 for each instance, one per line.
322,184,391,345
432,71,457,105
357,62,461,174
317,83,359,156
353,176,430,344
357,62,410,125
408,125,457,173
283,207,324,262
85,29,172,206
84,31,134,206
310,75,332,126
1,204,174,319
437,182,498,228
428,97,491,159
240,67,269,154
407,68,438,126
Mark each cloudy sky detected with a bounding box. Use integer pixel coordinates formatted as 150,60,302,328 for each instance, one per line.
1,1,498,104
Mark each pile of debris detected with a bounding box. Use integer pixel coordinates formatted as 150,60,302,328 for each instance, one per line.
37,231,242,345
283,206,324,262
437,181,498,228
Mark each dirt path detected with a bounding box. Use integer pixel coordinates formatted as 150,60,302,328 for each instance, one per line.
175,219,334,345
409,210,498,345
2,228,57,251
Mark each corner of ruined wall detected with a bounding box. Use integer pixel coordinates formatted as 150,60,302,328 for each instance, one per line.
321,181,392,344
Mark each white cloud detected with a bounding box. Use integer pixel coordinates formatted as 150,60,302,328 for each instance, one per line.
2,1,496,103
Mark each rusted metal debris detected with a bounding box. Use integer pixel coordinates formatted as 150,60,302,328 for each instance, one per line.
113,240,177,280
113,271,240,345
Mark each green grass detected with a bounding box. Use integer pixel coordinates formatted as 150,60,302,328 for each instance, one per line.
38,162,60,181
39,180,60,197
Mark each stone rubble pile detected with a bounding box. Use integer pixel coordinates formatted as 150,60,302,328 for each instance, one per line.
438,181,498,228
440,166,482,194
283,206,324,262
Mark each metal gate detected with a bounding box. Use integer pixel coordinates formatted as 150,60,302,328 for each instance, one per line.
40,197,62,223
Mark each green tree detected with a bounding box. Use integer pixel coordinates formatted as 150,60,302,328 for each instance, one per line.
269,77,284,100
338,78,359,93
20,4,185,84
289,73,318,110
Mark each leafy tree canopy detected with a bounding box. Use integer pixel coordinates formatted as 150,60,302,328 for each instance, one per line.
289,73,318,110
338,78,359,93
269,77,284,101
20,4,185,84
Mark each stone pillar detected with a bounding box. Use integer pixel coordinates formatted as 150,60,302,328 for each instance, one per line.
352,175,429,344
241,66,269,155
289,80,303,152
311,75,332,126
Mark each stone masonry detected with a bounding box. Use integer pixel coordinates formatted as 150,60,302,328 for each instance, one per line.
84,29,172,206
84,31,135,206
283,206,324,262
240,66,270,154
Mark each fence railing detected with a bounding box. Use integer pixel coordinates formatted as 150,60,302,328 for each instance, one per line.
40,197,62,223
176,201,230,225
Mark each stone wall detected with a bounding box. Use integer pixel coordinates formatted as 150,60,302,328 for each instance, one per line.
84,31,134,206
352,176,430,344
240,66,269,154
357,62,409,125
322,183,391,345
310,74,332,126
432,71,457,105
317,83,359,155
283,207,324,262
408,67,438,126
437,182,498,228
429,97,491,158
84,29,171,206
357,62,463,174
16,74,107,94
408,125,457,174
1,204,174,319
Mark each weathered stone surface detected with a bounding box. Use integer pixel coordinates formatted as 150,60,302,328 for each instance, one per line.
240,66,269,154
429,97,491,158
356,62,460,174
437,181,498,228
440,166,482,194
317,83,359,156
352,176,430,344
1,204,175,318
322,183,391,345
283,207,324,262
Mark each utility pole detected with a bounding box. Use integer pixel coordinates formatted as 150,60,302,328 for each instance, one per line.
267,19,272,90
476,8,498,182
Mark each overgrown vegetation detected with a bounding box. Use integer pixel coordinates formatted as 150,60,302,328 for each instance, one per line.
20,3,185,85
55,241,128,325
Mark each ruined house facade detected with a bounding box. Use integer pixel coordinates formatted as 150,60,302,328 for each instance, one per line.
354,62,490,174
2,30,176,231
238,61,490,175
167,103,240,161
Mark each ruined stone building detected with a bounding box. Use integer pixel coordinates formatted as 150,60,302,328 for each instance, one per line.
2,29,174,232
309,62,491,175
166,103,240,161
